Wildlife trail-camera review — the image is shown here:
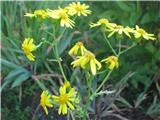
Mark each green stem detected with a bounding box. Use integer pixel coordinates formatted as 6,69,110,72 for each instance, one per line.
120,43,137,55
118,40,121,55
103,32,118,56
83,72,92,120
95,70,112,94
49,26,68,82
54,41,68,82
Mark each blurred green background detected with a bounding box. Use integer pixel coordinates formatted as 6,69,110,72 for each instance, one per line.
1,1,160,120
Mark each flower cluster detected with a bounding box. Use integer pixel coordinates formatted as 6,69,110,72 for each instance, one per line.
21,2,157,118
25,2,91,29
69,42,119,75
90,18,156,41
40,81,77,115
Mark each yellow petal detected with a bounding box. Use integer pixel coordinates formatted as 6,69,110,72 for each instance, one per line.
58,105,63,115
62,104,67,115
43,106,48,115
59,86,66,95
94,59,102,70
90,59,96,75
67,101,75,110
26,53,35,61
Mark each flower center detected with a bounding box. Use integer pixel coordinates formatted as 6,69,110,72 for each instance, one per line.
116,25,124,29
137,28,146,34
99,19,109,25
59,11,68,19
85,51,95,59
59,94,68,104
76,42,83,47
75,5,83,12
23,46,31,54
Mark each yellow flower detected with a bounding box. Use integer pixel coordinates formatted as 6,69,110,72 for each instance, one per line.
68,42,87,56
47,8,75,28
90,18,116,28
134,25,156,41
63,81,71,89
52,86,77,115
21,38,36,61
107,24,132,38
40,90,53,115
101,56,119,70
24,10,48,19
66,2,91,16
71,51,102,75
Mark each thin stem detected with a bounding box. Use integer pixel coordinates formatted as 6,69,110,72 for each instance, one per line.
83,72,92,120
95,70,112,94
118,40,121,55
120,43,137,55
49,26,68,82
103,32,118,56
55,42,68,82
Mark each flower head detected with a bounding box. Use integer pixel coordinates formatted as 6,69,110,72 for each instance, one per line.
66,2,91,16
47,8,75,28
90,18,116,28
40,90,53,115
63,81,71,89
69,42,87,56
24,10,48,19
107,24,132,38
52,85,77,115
134,25,156,41
21,38,36,61
71,51,102,75
101,56,119,70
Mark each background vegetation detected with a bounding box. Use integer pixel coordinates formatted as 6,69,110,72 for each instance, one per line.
1,1,160,120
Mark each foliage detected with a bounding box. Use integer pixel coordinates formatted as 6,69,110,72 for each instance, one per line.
1,1,160,120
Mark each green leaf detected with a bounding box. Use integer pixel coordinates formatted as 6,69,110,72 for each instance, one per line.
1,59,21,69
11,71,32,88
58,32,73,55
1,69,23,91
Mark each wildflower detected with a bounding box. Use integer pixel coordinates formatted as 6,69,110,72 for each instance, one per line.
52,85,77,115
63,81,71,89
101,56,119,70
90,18,116,28
68,42,87,56
134,25,156,41
21,38,36,61
71,51,102,75
24,10,48,19
66,2,91,16
40,90,53,115
47,8,75,28
107,24,132,38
